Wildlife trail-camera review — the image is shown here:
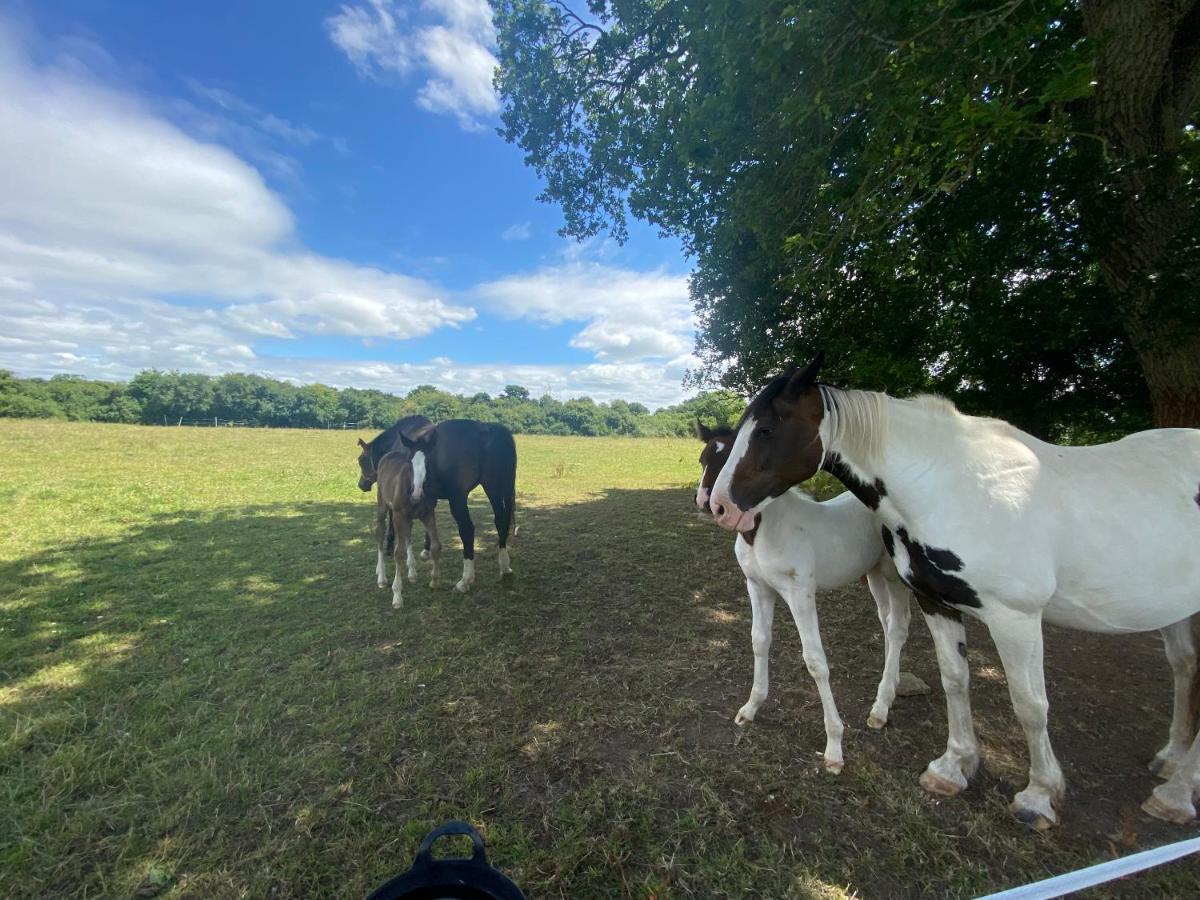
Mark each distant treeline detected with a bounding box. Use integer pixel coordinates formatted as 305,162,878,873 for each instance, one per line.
0,369,745,437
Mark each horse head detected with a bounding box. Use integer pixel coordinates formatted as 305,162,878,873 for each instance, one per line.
710,353,827,532
694,421,735,513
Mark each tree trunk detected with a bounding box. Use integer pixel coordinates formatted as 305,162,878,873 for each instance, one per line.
1081,0,1200,427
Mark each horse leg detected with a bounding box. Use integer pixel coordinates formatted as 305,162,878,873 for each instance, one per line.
405,529,419,583
735,578,776,725
917,609,981,798
423,509,442,589
486,483,514,577
1150,617,1198,779
865,568,911,728
988,610,1064,830
391,515,412,610
420,531,432,561
1144,711,1200,823
374,504,390,588
781,580,845,774
448,493,476,593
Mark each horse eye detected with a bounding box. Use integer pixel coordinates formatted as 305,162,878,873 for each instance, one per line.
756,426,773,438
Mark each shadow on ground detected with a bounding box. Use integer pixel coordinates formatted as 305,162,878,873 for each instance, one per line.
1,489,1197,898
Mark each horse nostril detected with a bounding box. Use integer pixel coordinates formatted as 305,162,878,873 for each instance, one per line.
703,501,712,514
713,503,725,517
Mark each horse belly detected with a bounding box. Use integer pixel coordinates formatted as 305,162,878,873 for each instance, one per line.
1046,546,1200,633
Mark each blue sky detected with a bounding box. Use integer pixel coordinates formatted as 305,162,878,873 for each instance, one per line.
0,0,699,407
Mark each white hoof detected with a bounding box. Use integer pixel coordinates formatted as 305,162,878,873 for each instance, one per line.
866,710,888,730
377,578,388,589
391,596,403,609
407,571,418,584
1011,787,1060,831
1143,787,1196,824
920,767,967,798
419,549,431,561
454,580,471,593
823,756,844,775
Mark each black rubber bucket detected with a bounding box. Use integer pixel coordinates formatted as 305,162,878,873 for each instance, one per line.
366,821,526,900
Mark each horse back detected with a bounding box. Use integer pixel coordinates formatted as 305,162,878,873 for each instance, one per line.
430,420,517,495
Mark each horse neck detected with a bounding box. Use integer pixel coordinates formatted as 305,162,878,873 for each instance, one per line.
819,388,962,521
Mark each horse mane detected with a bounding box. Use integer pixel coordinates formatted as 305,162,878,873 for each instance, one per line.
367,415,430,467
818,385,889,466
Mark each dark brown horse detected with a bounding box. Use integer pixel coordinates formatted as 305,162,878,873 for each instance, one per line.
399,419,518,592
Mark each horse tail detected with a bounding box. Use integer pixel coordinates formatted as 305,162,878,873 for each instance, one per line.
498,425,518,543
384,507,396,555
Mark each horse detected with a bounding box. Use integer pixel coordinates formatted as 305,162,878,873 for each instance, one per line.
371,448,442,608
398,419,518,593
695,421,929,774
357,415,437,584
709,354,1200,830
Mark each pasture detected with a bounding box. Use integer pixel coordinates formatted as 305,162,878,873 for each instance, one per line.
1,420,1197,898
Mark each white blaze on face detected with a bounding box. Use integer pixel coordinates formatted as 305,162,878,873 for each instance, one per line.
695,465,709,509
709,417,754,518
709,417,774,532
410,451,426,502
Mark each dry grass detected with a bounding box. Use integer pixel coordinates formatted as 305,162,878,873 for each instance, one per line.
1,420,1198,898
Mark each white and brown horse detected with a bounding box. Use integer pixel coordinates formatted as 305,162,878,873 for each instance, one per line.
369,448,442,608
710,355,1200,829
696,422,925,773
357,415,436,579
399,419,518,592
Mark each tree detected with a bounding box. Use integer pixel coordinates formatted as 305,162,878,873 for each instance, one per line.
494,0,1200,433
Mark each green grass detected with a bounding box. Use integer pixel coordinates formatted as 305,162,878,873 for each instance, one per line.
2,420,1198,898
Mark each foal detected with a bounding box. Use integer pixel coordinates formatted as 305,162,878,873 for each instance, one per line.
696,423,917,773
371,449,442,608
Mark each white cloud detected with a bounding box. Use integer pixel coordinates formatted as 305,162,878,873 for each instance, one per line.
0,20,699,410
325,0,412,77
325,0,499,131
476,262,695,362
0,23,474,351
501,221,532,241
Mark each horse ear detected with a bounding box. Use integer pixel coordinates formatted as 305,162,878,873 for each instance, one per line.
695,420,714,442
784,351,824,399
357,438,368,450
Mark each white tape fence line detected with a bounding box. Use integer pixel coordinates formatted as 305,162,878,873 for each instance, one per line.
978,835,1200,899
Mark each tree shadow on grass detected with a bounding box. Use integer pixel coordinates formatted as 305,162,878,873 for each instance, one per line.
0,489,1196,899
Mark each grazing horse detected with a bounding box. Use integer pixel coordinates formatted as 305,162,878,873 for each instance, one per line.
399,420,518,593
371,449,442,608
709,354,1200,830
695,422,925,773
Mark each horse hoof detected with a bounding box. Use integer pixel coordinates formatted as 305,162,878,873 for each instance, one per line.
823,757,844,775
1149,756,1179,779
1142,793,1196,824
391,599,403,610
1013,807,1057,831
377,580,388,589
919,770,965,798
866,713,887,730
454,582,471,593
734,710,754,726
419,550,431,561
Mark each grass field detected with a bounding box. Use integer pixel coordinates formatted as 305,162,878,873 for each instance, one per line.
2,420,1198,898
